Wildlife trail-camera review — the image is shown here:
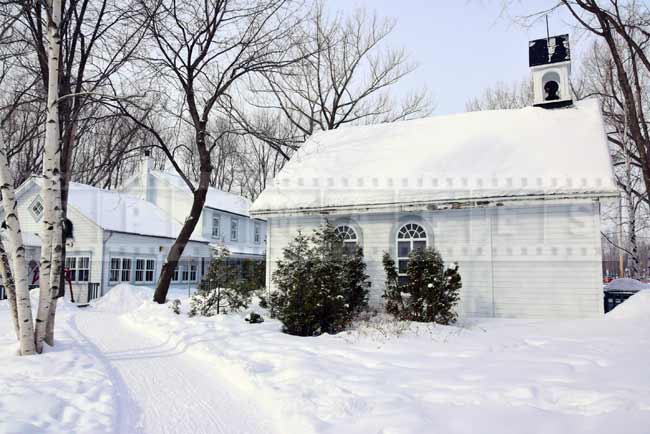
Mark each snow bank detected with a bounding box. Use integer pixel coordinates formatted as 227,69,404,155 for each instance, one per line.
92,283,153,314
0,301,114,433
604,278,650,291
121,301,650,434
607,290,650,320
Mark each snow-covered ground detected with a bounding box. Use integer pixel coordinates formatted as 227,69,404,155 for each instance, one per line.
1,285,649,434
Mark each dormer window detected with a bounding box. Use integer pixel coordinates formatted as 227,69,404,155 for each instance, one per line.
212,215,221,239
254,223,261,244
230,218,239,241
29,196,44,222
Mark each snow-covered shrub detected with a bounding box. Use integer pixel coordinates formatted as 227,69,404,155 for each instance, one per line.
382,247,461,324
188,247,256,317
271,223,370,336
169,299,181,315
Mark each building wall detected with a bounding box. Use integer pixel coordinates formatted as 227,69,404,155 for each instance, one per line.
201,208,266,257
123,172,266,257
264,200,604,319
102,232,212,294
15,182,106,293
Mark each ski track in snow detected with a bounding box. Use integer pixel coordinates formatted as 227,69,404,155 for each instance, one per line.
74,310,275,434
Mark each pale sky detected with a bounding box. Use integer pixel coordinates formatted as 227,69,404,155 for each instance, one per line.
328,0,586,115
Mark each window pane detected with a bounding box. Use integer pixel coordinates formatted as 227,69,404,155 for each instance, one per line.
344,242,356,255
398,241,411,258
398,259,409,274
398,276,409,286
413,241,426,252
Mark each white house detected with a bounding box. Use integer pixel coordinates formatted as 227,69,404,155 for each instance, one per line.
251,36,619,319
4,159,265,303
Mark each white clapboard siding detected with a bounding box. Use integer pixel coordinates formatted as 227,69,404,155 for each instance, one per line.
265,199,604,319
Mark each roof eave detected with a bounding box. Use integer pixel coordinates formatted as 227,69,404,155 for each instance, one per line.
250,191,620,218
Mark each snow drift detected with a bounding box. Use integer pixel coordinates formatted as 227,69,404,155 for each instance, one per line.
606,290,650,320
92,283,152,314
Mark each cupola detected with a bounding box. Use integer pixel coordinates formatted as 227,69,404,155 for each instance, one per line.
529,34,573,109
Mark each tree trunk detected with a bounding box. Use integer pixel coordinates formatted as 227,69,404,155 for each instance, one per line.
0,148,36,355
0,239,20,340
153,133,211,304
35,0,63,353
153,186,209,303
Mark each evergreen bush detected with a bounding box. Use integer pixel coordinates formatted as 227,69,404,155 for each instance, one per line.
382,247,461,324
270,223,369,336
188,247,260,316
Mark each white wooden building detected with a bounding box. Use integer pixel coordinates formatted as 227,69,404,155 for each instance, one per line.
4,159,266,303
251,96,618,318
251,35,618,319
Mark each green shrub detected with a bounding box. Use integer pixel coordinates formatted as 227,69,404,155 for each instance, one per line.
382,247,461,324
270,223,369,336
189,247,259,316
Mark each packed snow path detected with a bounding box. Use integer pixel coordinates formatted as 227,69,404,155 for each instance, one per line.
74,310,276,434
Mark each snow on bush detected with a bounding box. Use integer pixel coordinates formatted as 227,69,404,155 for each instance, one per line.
188,247,258,317
607,290,650,320
382,247,461,324
270,224,369,336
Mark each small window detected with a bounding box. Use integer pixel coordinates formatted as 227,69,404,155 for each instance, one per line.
172,265,180,282
181,264,189,281
145,259,155,282
134,259,155,283
230,219,239,241
212,215,220,239
189,264,197,281
335,225,358,255
396,223,428,282
110,257,132,282
29,196,44,221
254,223,261,244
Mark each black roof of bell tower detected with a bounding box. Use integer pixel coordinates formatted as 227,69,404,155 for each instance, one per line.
529,34,570,67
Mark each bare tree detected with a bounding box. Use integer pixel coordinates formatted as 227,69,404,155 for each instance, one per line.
0,3,36,355
237,2,432,158
465,78,533,111
121,0,303,303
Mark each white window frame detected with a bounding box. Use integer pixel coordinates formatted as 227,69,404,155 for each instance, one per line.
65,256,90,282
189,263,197,282
334,225,359,254
396,223,428,281
254,223,261,244
212,215,221,239
145,259,155,282
135,258,156,283
29,196,44,222
172,265,180,282
230,218,239,241
110,257,132,282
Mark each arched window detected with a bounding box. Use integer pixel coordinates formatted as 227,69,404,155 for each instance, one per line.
397,223,427,283
335,225,358,254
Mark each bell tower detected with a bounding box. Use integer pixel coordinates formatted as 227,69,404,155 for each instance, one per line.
529,34,572,109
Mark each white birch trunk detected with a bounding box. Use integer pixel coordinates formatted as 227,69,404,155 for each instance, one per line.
35,0,63,353
0,238,20,340
0,148,36,355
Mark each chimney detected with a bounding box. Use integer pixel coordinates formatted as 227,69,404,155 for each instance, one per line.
142,149,154,202
529,34,573,109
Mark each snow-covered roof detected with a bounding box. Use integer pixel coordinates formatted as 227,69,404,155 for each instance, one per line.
31,179,209,242
150,170,253,217
251,99,618,215
605,278,650,292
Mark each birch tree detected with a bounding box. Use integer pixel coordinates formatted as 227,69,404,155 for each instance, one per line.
0,147,36,355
